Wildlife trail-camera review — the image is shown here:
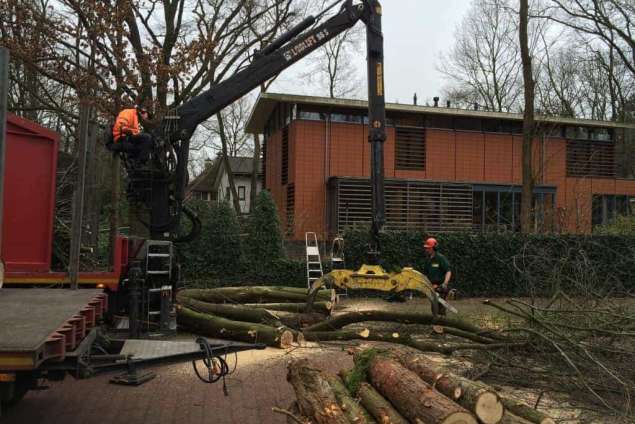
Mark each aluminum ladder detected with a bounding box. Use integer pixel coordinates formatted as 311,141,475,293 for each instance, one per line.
305,232,323,289
145,241,174,332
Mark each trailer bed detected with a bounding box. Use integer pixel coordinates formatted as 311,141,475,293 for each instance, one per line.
0,288,107,370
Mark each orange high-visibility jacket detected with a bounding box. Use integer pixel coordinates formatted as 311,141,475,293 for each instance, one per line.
113,108,140,141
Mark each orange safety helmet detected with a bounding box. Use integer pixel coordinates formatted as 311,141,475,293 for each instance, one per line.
423,237,438,250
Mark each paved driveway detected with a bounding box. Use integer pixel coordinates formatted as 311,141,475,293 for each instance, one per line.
3,346,353,424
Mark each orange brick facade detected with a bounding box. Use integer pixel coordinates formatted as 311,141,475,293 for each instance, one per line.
256,97,635,240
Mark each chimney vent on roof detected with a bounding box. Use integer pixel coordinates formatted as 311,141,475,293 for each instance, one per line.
413,93,418,105
433,97,439,107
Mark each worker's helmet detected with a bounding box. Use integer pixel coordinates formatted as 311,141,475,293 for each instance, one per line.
135,104,149,116
423,237,438,251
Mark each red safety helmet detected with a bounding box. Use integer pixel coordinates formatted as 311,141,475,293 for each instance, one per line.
423,237,438,250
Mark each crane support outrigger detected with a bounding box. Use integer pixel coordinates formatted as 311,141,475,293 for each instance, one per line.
121,0,455,316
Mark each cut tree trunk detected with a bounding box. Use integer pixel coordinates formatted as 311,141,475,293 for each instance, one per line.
303,310,494,336
178,296,282,326
302,328,498,355
273,310,329,329
286,359,350,424
499,397,555,424
245,301,333,315
392,349,503,424
179,287,334,305
357,382,409,424
177,306,294,348
323,374,375,424
368,356,477,424
501,411,533,424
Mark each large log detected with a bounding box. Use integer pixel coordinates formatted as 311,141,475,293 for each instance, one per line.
357,382,409,424
179,286,334,304
396,351,503,424
303,328,490,355
501,412,533,424
273,310,329,329
177,306,294,348
178,296,282,325
368,356,477,424
303,310,493,336
178,296,325,329
323,374,375,424
286,359,350,424
499,397,555,424
245,301,333,314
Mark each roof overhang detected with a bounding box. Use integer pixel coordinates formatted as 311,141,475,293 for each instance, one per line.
245,92,635,134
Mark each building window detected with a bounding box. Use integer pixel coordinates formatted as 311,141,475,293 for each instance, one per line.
472,185,556,232
566,139,615,178
330,178,473,233
592,194,632,227
286,184,295,235
225,187,231,201
281,126,289,185
454,116,481,132
395,127,426,170
330,113,362,123
238,186,246,201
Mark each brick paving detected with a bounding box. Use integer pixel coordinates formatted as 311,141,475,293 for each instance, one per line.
3,346,354,424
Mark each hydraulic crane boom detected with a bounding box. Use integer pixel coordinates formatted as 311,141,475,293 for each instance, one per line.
133,0,385,250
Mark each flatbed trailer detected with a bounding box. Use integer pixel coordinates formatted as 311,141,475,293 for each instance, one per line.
0,288,107,406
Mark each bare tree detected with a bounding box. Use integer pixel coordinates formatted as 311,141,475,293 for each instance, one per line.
2,0,298,129
440,0,523,112
302,26,364,99
195,96,254,157
545,0,634,77
520,0,536,234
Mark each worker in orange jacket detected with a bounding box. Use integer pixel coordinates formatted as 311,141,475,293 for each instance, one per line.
112,105,153,165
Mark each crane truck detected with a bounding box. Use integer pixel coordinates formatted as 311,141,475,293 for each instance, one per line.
0,0,452,409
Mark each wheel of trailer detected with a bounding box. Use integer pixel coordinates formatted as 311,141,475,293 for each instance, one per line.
0,373,33,409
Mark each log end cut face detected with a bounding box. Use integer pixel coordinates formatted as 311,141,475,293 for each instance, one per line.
441,411,478,424
475,392,504,424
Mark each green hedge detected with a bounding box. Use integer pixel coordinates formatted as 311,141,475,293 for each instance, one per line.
177,196,634,295
340,229,635,297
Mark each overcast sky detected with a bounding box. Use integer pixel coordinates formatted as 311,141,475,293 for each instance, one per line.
268,0,472,105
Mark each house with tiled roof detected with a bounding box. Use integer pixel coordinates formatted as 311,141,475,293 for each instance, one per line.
186,156,263,214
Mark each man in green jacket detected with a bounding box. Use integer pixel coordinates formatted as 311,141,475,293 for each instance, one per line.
422,237,452,315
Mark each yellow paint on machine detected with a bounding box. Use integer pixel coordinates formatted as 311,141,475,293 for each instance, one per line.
376,63,383,96
0,355,35,370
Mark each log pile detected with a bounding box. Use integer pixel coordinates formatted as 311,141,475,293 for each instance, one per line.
176,286,335,348
285,347,557,424
177,287,525,353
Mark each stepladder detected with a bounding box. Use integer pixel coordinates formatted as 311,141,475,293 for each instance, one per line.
145,240,176,334
305,232,323,289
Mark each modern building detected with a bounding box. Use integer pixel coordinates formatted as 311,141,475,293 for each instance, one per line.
245,93,635,240
187,156,263,214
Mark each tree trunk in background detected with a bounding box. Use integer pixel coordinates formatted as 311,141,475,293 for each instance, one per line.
250,133,261,213
217,113,242,214
519,0,535,234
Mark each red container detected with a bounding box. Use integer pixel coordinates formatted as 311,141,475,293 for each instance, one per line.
2,113,59,273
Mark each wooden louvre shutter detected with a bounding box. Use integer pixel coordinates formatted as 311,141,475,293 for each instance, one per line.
395,127,426,170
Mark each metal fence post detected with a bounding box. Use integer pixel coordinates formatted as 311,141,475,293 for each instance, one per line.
0,48,9,287
69,102,91,289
